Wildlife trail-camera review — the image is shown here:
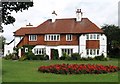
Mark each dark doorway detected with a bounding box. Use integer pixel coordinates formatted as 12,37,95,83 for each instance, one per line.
50,49,59,60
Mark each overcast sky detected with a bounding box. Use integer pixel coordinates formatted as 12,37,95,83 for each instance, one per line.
0,0,119,42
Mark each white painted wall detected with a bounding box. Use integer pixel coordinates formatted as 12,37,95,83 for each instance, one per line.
4,36,23,56
14,36,23,46
100,34,107,57
4,41,14,56
79,34,107,58
32,45,78,59
79,34,87,58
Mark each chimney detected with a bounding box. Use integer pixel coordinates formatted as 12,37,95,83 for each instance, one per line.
52,10,57,23
26,23,33,27
76,9,83,21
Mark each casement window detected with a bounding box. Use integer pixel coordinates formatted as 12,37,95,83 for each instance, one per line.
34,48,45,55
45,34,60,41
86,49,99,55
66,34,72,41
86,34,89,40
86,34,100,40
29,35,37,41
61,48,73,56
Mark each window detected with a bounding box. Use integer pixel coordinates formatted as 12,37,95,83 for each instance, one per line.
34,48,45,55
94,34,96,39
97,49,99,55
25,48,28,53
86,34,89,40
29,35,37,41
66,34,72,41
86,49,89,55
86,34,100,40
86,49,99,55
61,48,73,56
97,34,100,39
45,34,60,41
90,34,92,39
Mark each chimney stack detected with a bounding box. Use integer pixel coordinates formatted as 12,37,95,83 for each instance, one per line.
26,23,33,27
76,9,83,21
52,10,57,23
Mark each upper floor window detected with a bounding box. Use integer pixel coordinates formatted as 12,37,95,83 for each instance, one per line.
45,34,60,41
29,35,37,41
66,34,72,41
86,34,100,40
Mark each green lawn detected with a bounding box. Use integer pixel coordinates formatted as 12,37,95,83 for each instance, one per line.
2,58,119,82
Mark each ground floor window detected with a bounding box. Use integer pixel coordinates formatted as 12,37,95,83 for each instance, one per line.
61,48,73,56
86,49,99,55
34,48,45,55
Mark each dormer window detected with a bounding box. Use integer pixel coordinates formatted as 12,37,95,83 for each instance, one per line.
66,34,72,41
29,35,37,41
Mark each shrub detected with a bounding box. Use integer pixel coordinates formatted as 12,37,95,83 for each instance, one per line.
95,54,105,61
19,55,27,61
35,55,49,60
4,54,14,60
59,56,66,60
71,53,80,60
25,51,36,60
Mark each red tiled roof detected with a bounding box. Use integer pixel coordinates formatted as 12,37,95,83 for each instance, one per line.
14,18,103,36
14,27,35,36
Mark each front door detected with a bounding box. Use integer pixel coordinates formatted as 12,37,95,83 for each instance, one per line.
50,49,59,60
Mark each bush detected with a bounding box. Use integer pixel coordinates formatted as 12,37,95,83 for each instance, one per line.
25,51,36,60
4,54,14,60
71,53,80,60
19,55,27,61
95,54,105,61
59,56,66,60
35,55,49,60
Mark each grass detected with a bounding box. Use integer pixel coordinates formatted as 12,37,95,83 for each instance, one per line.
2,58,119,82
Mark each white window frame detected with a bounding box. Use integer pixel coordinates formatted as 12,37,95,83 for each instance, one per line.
66,34,72,41
29,35,37,41
34,48,45,55
44,34,60,41
86,49,99,56
86,34,100,40
25,48,28,53
61,48,73,56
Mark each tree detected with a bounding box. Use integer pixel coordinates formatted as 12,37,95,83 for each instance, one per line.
101,24,120,57
1,1,33,25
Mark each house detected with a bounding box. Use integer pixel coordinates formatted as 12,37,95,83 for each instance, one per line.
4,10,107,59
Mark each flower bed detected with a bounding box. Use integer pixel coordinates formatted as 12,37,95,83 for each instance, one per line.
38,64,120,74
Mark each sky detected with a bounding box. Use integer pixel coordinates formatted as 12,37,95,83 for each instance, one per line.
0,0,119,42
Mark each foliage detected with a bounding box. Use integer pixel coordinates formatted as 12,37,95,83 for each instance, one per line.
35,55,49,60
19,55,27,61
52,49,59,60
4,53,14,60
25,51,36,60
94,54,105,61
1,1,33,25
101,24,120,56
38,64,120,75
71,53,80,60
